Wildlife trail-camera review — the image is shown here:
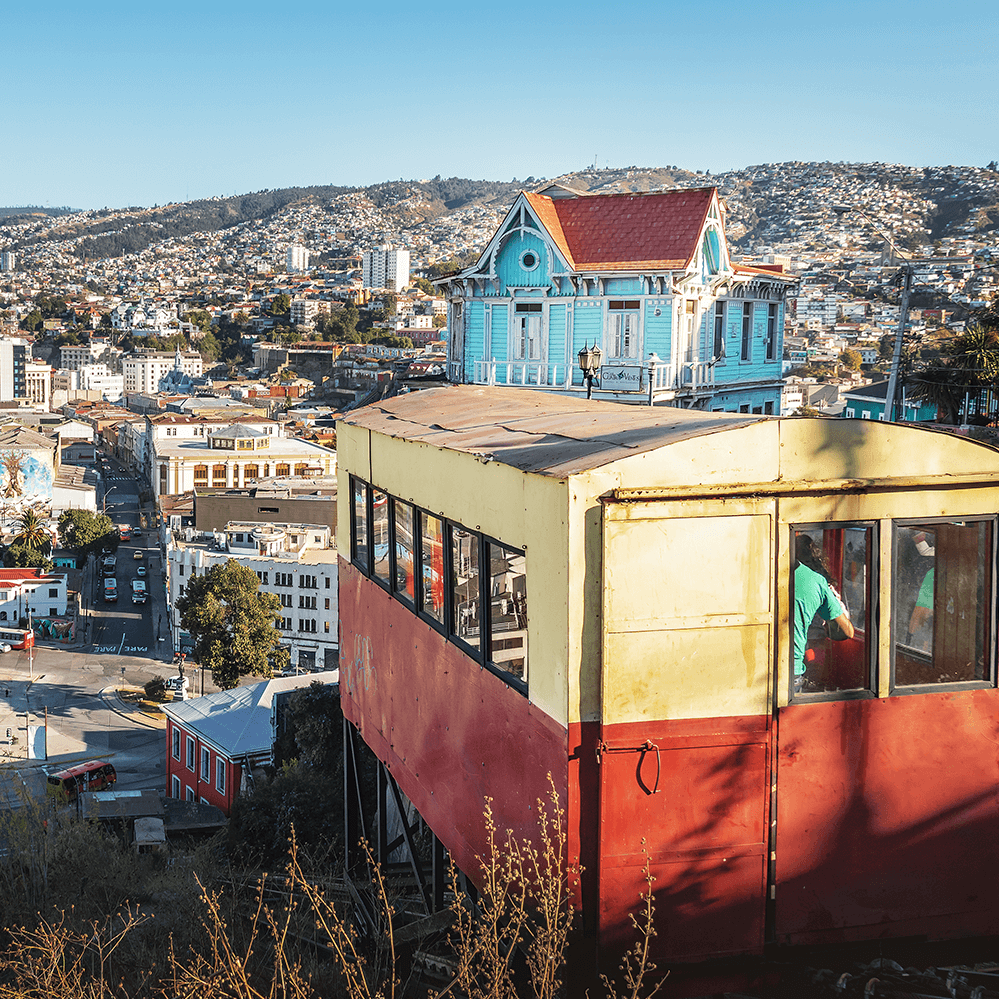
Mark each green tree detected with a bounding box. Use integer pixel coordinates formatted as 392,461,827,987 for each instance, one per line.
98,313,113,330
432,313,447,328
839,349,862,371
57,509,118,557
183,309,212,333
20,310,43,333
382,292,397,317
414,277,435,295
176,559,285,689
13,510,50,552
909,321,999,424
2,544,53,571
198,330,221,361
233,311,250,327
270,293,291,316
369,334,413,348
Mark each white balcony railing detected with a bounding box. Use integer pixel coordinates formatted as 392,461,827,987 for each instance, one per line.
457,358,716,396
472,360,572,388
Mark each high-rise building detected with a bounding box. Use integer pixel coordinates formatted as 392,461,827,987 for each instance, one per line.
0,251,16,273
362,245,410,292
287,245,310,273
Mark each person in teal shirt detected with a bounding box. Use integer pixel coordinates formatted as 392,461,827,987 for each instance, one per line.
793,537,854,684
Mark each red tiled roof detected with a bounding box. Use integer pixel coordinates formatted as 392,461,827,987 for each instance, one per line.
0,569,55,582
523,187,715,272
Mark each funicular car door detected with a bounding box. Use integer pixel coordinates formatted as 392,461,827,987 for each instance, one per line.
774,516,999,946
597,500,774,962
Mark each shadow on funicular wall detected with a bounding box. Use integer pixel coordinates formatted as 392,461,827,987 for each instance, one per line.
576,415,999,988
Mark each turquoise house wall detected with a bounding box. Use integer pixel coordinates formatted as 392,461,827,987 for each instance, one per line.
490,304,509,364
644,299,672,359
466,302,485,381
571,303,603,387
495,230,552,292
548,303,568,374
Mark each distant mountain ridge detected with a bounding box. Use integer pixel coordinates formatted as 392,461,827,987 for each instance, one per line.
2,162,997,262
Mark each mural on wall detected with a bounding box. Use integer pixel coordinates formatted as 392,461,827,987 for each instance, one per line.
0,450,54,511
33,617,74,643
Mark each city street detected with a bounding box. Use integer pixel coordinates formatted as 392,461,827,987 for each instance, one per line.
0,455,205,809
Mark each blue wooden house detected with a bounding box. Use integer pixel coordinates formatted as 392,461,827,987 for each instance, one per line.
434,185,796,413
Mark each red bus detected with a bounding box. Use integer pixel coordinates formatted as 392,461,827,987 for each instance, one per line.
0,628,34,650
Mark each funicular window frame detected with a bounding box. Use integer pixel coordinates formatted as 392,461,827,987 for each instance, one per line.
890,516,997,695
348,476,529,696
789,521,878,703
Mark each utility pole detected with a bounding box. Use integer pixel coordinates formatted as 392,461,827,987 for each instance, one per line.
884,265,914,423
833,205,914,423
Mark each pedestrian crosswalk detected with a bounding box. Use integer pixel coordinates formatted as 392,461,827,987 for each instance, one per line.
103,475,137,484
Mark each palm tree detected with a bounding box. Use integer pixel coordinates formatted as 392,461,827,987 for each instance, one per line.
909,324,999,425
13,509,50,553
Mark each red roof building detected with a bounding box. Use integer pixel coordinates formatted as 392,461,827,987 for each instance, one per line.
435,185,795,414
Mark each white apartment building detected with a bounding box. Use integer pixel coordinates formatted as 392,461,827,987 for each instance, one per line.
290,299,321,327
25,361,51,409
287,245,311,273
78,363,124,401
167,521,338,671
0,339,28,402
0,568,69,624
0,252,16,273
362,245,410,292
60,342,120,372
123,350,203,394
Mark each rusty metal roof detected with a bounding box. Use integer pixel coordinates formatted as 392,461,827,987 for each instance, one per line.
340,386,760,477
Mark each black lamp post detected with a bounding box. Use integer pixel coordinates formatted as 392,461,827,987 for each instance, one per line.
578,343,603,400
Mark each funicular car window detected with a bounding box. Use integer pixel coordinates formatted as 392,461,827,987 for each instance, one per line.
372,489,391,587
487,541,528,683
351,478,368,570
893,520,994,688
791,523,875,698
449,524,481,654
418,511,445,626
393,500,415,605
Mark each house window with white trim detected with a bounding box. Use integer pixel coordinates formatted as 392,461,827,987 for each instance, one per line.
741,302,754,362
216,758,226,794
200,747,210,781
512,303,542,360
607,301,640,359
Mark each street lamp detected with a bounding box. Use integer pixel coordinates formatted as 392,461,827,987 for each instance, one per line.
577,343,603,400
102,486,118,515
647,353,662,407
832,205,914,423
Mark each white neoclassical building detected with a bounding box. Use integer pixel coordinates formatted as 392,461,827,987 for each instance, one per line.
150,421,336,499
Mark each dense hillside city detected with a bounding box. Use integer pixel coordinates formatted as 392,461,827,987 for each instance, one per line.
0,159,995,421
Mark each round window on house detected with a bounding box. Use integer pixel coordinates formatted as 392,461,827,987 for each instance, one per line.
520,250,539,271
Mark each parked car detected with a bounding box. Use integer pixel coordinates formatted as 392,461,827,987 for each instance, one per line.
136,565,147,577
133,550,143,560
0,643,11,654
163,676,189,692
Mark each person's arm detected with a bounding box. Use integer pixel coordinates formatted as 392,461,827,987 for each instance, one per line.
831,611,854,640
909,605,932,634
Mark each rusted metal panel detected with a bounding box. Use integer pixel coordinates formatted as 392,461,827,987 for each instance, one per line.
339,560,568,886
596,716,770,962
776,689,999,943
341,387,758,476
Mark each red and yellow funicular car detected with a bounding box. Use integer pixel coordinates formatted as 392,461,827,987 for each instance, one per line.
338,387,999,986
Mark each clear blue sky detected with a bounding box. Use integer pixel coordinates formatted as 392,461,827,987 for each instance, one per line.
2,0,995,210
